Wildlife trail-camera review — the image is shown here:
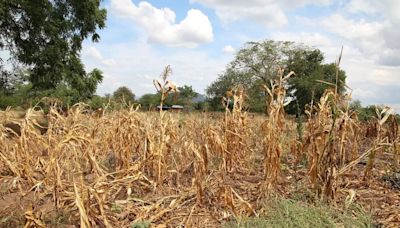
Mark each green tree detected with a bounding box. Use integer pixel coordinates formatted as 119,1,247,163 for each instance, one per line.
0,0,106,94
349,101,386,122
194,101,210,111
230,40,298,84
175,85,198,109
285,49,346,114
112,86,135,104
0,63,26,94
138,93,160,109
206,40,347,113
206,68,264,112
0,70,103,109
88,95,107,110
178,85,197,102
207,40,299,112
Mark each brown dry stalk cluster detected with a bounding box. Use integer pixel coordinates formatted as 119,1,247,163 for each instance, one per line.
0,67,400,227
0,103,262,227
262,69,294,192
221,86,249,172
300,90,361,201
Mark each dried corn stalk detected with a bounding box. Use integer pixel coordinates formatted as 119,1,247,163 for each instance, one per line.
153,65,178,184
262,69,294,191
364,106,393,180
221,87,249,172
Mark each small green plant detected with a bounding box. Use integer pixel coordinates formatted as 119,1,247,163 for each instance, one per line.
131,220,151,228
110,203,123,213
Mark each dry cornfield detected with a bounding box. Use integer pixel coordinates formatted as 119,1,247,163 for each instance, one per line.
1,75,400,227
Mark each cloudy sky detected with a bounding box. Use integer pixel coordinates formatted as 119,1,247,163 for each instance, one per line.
81,0,400,111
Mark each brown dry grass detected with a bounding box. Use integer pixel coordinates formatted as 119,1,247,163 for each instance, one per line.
0,68,400,227
0,103,399,227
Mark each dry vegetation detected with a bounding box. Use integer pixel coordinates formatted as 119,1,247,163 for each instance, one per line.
1,68,400,227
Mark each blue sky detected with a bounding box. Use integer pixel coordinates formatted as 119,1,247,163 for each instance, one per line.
81,0,400,111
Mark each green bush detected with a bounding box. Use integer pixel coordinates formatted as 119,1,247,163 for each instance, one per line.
88,95,108,110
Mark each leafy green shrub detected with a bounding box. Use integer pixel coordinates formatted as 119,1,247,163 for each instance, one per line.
88,95,108,110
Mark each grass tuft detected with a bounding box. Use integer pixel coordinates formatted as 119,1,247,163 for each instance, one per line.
226,197,373,228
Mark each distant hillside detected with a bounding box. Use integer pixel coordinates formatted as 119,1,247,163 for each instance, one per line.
192,94,207,103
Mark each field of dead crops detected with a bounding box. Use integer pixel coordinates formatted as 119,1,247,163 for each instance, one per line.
1,72,400,227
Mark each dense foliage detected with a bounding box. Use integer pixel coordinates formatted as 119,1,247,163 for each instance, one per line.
138,85,201,110
112,86,135,105
206,40,347,114
0,0,106,108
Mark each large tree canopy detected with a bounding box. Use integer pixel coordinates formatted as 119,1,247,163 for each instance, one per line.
206,40,347,113
176,85,198,106
230,40,298,84
0,0,106,95
285,48,346,114
112,86,135,104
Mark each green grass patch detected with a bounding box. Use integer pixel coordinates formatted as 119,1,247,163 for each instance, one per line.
131,220,151,228
226,197,373,228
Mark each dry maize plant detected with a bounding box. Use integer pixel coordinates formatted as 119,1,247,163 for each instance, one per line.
363,106,393,180
221,86,249,172
302,86,378,202
302,90,342,201
262,69,294,191
0,103,182,227
153,65,179,184
300,48,361,201
387,114,400,169
336,94,363,165
2,69,400,226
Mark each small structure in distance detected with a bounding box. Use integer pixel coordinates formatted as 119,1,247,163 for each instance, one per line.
156,105,184,111
156,105,170,111
171,105,184,110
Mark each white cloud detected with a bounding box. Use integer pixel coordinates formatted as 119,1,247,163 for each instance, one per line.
316,14,385,56
378,49,400,66
272,13,400,113
270,32,333,48
307,1,400,66
347,0,400,21
352,88,374,100
82,40,229,97
191,0,287,27
110,0,213,48
84,0,400,113
347,0,376,14
222,45,236,54
84,46,117,67
340,57,400,113
367,68,400,86
86,46,103,60
102,59,117,67
190,0,331,27
345,0,400,53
